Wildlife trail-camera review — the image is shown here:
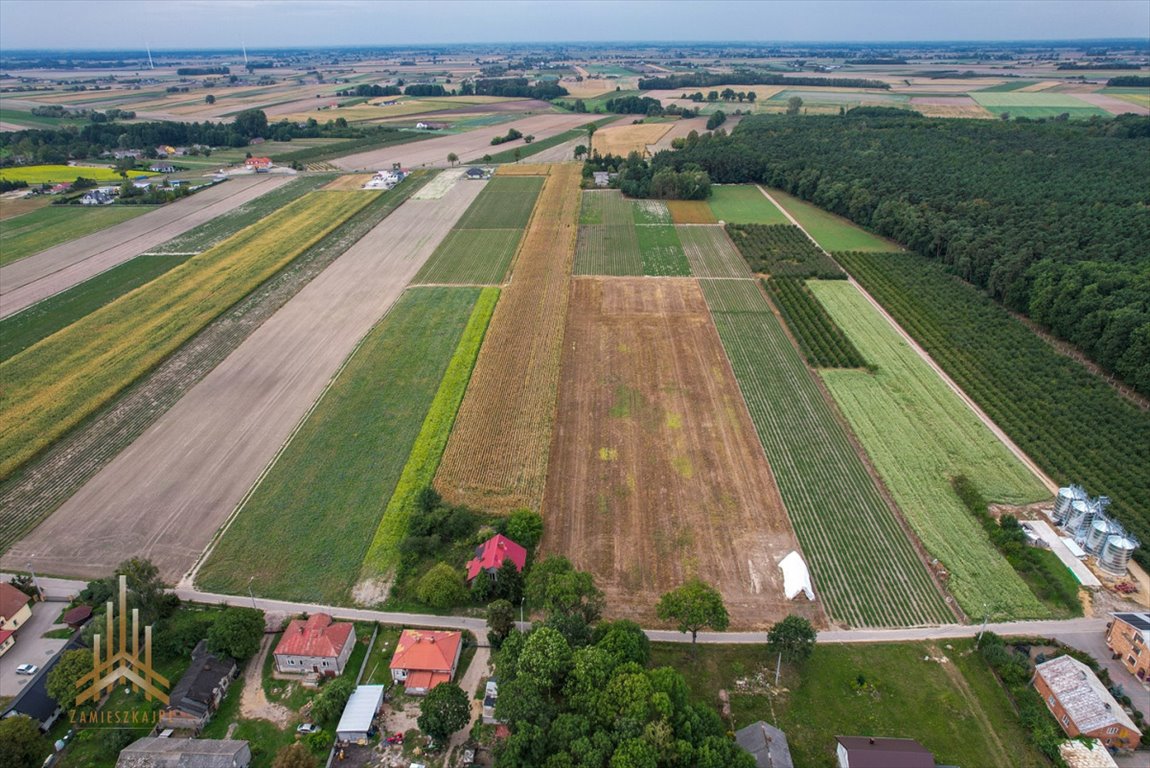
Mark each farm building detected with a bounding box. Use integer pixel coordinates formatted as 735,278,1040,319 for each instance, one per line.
834,736,935,768
389,629,463,695
244,157,272,170
1059,739,1120,768
0,582,32,656
1106,612,1150,682
115,738,250,768
63,604,93,629
81,189,115,205
592,171,610,187
273,613,355,676
334,684,385,743
464,166,489,180
150,163,175,173
159,640,237,732
735,721,794,768
1033,655,1142,751
465,534,527,582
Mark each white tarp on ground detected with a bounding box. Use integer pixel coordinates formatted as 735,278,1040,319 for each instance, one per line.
779,551,815,601
335,685,385,741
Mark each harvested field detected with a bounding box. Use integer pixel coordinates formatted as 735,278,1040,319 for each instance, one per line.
2,177,483,580
666,200,717,224
677,226,750,278
1073,92,1150,116
435,164,581,512
414,168,467,199
323,174,375,190
542,277,819,629
646,117,711,154
591,123,674,157
0,195,49,220
0,175,292,318
495,164,551,176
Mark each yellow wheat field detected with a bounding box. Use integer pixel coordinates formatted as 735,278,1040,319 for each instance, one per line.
496,164,552,177
592,123,675,157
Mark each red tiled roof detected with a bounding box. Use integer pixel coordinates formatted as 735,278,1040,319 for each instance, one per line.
0,583,30,621
466,535,527,581
0,628,14,646
63,605,93,627
389,630,462,675
274,614,354,658
244,157,272,167
404,670,451,692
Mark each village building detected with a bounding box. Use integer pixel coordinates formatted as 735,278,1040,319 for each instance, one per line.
334,685,385,743
1033,655,1142,751
1106,612,1150,682
389,629,463,695
735,721,794,768
273,613,356,676
115,738,250,768
244,157,272,171
0,582,32,656
159,640,237,732
834,736,935,768
465,534,527,583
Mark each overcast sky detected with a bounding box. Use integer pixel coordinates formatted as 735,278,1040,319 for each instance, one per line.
2,0,1148,50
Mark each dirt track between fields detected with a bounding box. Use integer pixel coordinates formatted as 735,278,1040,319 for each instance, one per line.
332,113,593,170
0,175,291,318
2,178,483,583
541,277,823,630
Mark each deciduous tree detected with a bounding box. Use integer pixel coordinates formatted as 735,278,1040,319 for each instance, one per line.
655,579,729,646
207,607,265,660
47,649,93,707
417,562,466,608
417,682,469,741
767,614,817,663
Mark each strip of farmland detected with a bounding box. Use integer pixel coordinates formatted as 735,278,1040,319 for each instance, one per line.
0,206,149,267
676,225,750,278
0,175,293,318
542,277,822,629
435,164,581,512
197,287,488,604
765,187,898,252
573,190,690,277
708,185,789,225
700,279,954,628
0,190,375,481
0,178,430,556
413,175,544,285
810,280,1050,619
1,178,483,580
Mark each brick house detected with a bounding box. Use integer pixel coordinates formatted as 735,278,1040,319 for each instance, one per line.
389,630,463,695
1033,655,1142,751
273,614,355,676
1106,612,1150,682
0,582,32,657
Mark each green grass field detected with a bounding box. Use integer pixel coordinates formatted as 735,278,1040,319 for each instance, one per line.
651,639,1049,768
578,189,632,225
0,164,156,184
196,287,483,603
0,205,150,266
708,184,788,225
969,91,1112,119
635,222,690,276
701,278,953,628
810,280,1050,619
455,176,544,229
413,228,523,285
767,189,897,252
977,81,1038,92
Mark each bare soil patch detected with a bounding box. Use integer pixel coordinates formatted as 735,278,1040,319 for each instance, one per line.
541,277,820,629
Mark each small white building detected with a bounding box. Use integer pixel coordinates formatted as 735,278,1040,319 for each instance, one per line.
334,685,385,743
363,169,405,190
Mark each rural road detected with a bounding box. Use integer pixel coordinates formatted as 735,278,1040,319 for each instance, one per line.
0,175,292,318
2,178,485,584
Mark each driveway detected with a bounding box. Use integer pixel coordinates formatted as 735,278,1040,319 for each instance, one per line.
0,600,69,697
1050,625,1150,701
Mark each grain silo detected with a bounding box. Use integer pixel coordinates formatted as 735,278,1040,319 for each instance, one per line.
1100,534,1139,576
1053,485,1087,525
1085,515,1117,556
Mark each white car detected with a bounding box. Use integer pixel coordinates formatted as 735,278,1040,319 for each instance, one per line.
16,664,39,675
296,723,319,734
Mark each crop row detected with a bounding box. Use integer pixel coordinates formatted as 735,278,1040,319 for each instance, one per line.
636,223,691,276
676,225,750,278
578,189,632,226
456,176,544,230
700,278,954,628
764,277,866,368
726,223,845,278
573,224,643,276
360,287,500,581
835,250,1150,568
1,206,147,267
0,190,376,481
811,280,1051,619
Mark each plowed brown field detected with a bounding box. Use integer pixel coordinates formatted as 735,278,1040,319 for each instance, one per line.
541,277,823,629
434,164,580,511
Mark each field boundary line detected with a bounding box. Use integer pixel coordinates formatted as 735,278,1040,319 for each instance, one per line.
757,185,1057,495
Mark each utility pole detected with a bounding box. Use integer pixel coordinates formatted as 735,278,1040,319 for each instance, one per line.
26,562,44,601
247,576,258,610
975,603,989,649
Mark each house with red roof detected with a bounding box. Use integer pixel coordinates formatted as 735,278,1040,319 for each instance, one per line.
389,630,463,695
466,534,527,583
273,614,356,676
244,157,272,171
0,582,32,657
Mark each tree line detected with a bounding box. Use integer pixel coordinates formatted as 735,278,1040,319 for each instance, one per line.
655,112,1150,393
473,77,568,100
638,71,890,90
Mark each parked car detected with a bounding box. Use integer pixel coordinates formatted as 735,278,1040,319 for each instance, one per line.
296,723,319,734
16,664,39,675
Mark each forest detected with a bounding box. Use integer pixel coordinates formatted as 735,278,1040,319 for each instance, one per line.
657,112,1150,393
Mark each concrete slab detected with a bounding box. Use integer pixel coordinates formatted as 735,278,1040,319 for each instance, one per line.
1024,520,1102,587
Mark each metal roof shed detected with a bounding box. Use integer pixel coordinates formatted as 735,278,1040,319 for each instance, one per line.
335,685,385,743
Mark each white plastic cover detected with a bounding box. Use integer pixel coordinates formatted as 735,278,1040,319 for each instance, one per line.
778,551,815,601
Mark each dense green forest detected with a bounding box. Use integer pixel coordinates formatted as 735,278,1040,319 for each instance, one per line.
657,113,1150,393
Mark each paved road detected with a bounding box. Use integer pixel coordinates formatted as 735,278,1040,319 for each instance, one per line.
0,175,291,318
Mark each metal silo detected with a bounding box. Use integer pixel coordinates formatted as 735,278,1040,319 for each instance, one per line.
1054,485,1086,524
1100,535,1139,576
1085,516,1114,556
1065,499,1094,536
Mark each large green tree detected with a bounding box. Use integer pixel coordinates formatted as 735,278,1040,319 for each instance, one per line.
767,614,817,663
417,562,467,608
417,682,469,742
525,556,604,626
207,607,265,660
504,508,544,550
487,599,516,647
517,626,572,690
0,714,42,768
655,578,729,645
47,648,93,707
310,676,354,725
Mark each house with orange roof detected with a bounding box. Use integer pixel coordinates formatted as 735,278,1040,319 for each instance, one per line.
466,534,527,583
273,614,355,676
389,630,463,695
0,582,32,657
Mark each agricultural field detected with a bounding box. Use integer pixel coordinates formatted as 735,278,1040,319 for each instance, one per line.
1102,87,1150,108
810,280,1050,619
969,91,1113,118
574,191,689,276
0,190,374,482
0,205,149,267
435,164,582,512
542,277,818,629
766,188,898,252
196,288,484,603
835,250,1150,569
707,185,788,225
701,279,954,627
665,200,717,224
591,122,675,157
0,164,156,184
635,219,690,275
676,226,750,278
477,116,616,164
764,277,865,369
725,223,844,278
413,175,543,285
652,639,1051,768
